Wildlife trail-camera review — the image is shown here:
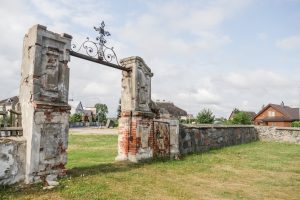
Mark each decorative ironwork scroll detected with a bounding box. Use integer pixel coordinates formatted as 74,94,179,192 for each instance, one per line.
71,21,120,65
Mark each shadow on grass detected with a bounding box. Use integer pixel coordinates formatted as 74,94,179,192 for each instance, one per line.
67,157,174,178
67,162,141,177
65,142,261,178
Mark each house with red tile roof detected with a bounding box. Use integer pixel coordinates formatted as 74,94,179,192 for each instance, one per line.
253,102,300,127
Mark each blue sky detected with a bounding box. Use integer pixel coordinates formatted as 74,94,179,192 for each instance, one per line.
0,0,299,117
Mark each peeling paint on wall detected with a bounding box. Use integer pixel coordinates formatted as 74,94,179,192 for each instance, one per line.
0,138,26,185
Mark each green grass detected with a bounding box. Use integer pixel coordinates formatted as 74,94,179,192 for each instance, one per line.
1,134,300,200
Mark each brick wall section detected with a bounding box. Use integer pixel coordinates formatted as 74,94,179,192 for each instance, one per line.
179,125,258,155
117,112,155,162
130,117,154,162
116,112,131,161
255,126,300,144
129,119,137,155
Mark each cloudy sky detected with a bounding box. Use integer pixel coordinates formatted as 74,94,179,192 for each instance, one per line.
0,0,300,118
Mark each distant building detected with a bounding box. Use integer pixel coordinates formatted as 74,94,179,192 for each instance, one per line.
0,96,21,127
68,102,98,122
253,102,299,127
84,107,97,115
156,101,188,119
68,101,84,115
229,109,256,120
180,114,194,121
83,107,97,122
0,96,19,111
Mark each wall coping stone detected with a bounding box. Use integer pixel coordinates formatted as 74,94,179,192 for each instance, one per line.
254,125,300,131
181,124,255,129
275,127,300,131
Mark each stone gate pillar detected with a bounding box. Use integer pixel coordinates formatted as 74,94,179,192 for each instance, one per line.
116,56,154,162
19,25,72,183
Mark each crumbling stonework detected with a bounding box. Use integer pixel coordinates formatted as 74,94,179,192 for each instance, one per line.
116,57,155,162
0,137,26,185
153,119,180,159
19,25,71,183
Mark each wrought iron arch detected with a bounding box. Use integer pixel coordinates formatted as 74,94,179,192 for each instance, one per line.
70,21,130,72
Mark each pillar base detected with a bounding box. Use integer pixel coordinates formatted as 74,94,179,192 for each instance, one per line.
115,154,128,162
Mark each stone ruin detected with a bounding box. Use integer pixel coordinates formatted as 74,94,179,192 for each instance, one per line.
1,24,285,186
0,24,179,185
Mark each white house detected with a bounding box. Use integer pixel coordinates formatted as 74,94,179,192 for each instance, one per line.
68,101,84,115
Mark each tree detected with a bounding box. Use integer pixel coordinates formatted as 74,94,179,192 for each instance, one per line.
69,113,82,123
291,121,300,127
233,108,240,114
95,103,108,125
214,117,228,125
231,112,252,125
196,109,215,124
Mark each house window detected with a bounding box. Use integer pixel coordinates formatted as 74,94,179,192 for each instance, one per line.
268,111,275,117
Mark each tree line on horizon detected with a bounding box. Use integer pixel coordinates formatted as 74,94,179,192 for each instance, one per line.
182,108,253,125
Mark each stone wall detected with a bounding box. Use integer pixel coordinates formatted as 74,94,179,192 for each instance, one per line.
0,137,26,185
255,126,300,144
179,125,258,155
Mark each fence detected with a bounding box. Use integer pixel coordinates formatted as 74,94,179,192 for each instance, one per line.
0,104,23,137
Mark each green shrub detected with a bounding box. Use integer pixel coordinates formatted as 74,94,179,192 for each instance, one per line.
230,112,252,125
69,113,82,123
291,121,300,127
196,109,215,124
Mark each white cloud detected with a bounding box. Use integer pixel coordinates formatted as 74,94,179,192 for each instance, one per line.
221,70,289,89
150,0,252,35
276,35,300,50
116,0,251,60
178,89,221,105
83,82,110,96
0,0,299,119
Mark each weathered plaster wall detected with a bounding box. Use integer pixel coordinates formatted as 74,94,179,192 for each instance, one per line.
130,114,154,162
19,24,71,183
153,119,180,159
179,125,258,155
116,56,155,163
255,126,300,144
0,137,26,185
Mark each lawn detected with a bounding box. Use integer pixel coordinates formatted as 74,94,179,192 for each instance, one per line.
1,134,300,200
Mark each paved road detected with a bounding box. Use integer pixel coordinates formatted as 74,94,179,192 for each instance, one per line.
69,127,118,135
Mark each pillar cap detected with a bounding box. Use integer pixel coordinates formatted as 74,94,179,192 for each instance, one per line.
120,56,153,77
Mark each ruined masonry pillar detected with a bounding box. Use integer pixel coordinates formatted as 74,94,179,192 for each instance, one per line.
19,25,72,183
116,56,154,162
